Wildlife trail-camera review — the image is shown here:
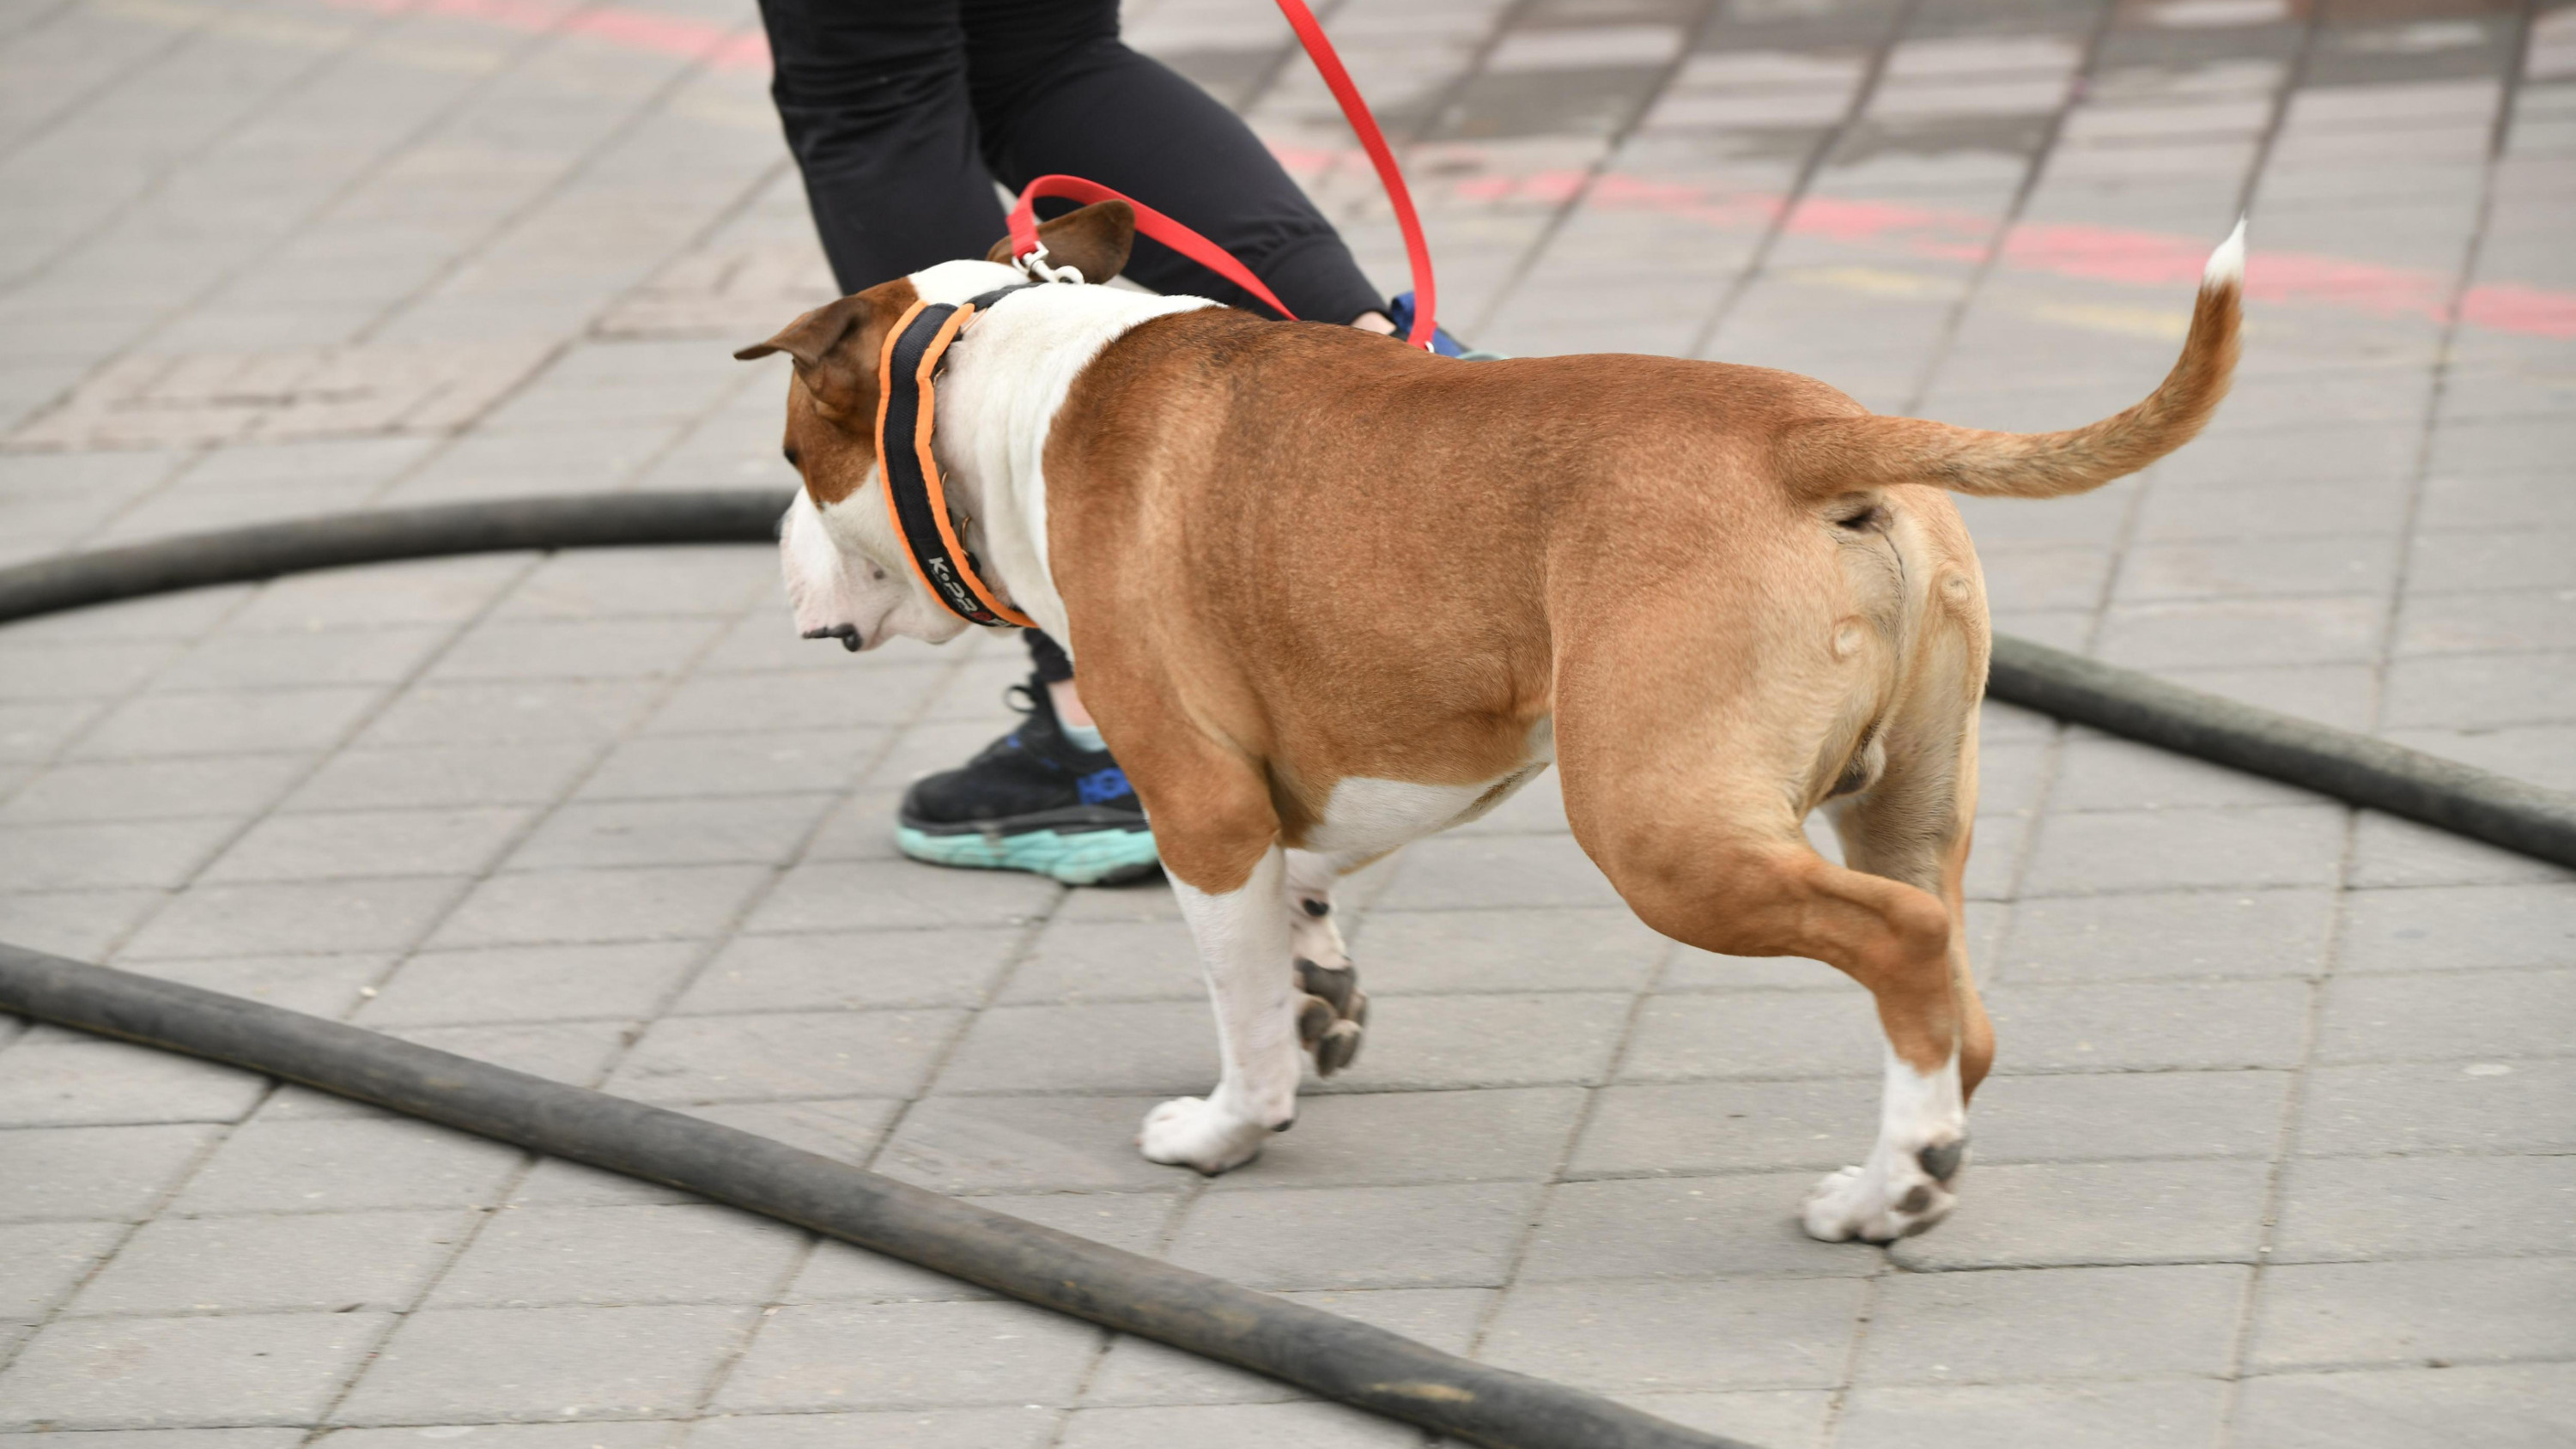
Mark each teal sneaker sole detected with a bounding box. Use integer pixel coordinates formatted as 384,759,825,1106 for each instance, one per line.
896,823,1162,886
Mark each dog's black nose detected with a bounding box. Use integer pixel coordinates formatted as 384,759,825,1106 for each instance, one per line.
804,624,862,652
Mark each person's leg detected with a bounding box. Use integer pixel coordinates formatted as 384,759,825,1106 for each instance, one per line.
960,0,1388,327
756,0,1004,293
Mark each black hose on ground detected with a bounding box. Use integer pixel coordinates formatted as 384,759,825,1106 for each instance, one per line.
3,489,2569,867
0,944,1741,1449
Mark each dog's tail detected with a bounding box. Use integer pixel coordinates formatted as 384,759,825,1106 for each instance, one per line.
1775,221,2245,501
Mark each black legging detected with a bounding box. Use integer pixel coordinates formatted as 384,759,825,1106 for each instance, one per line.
756,0,1384,682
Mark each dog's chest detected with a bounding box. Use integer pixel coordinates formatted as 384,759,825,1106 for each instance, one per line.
1301,723,1554,856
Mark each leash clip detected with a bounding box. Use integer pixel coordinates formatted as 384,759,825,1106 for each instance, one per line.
1019,242,1084,287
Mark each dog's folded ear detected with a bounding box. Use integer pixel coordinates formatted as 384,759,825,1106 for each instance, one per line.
983,199,1136,284
733,293,895,423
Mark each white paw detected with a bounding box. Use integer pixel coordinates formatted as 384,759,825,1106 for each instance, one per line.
1801,1140,1965,1244
1138,1095,1272,1175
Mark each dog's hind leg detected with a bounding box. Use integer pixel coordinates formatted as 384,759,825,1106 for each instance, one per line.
1559,644,1985,1242
1801,706,1990,1243
1285,848,1366,1075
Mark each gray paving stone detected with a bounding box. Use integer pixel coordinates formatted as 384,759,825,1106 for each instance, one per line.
428,864,771,949
200,806,530,882
1966,1070,2292,1163
2316,969,2574,1063
0,755,308,825
745,860,1060,934
427,618,726,683
1521,1175,1875,1280
1206,1086,1586,1189
1837,1379,2228,1449
1979,979,2312,1072
1370,834,1625,912
1888,1159,2272,1270
2271,1155,2576,1262
2050,734,2327,811
0,1218,125,1318
0,1124,223,1221
2299,1059,2576,1155
355,681,661,749
0,817,242,890
1346,906,1667,995
1478,1276,1868,1391
70,686,384,760
2093,597,2387,670
2347,813,2575,890
873,1094,1182,1194
335,1303,758,1424
503,795,832,870
493,547,775,621
606,1009,961,1103
2020,806,2348,897
0,1311,394,1429
66,1210,468,1317
708,1299,1098,1412
682,1409,1055,1449
284,743,603,811
1165,1180,1540,1291
646,668,946,737
932,1001,1220,1095
575,728,885,803
2251,1257,2576,1373
118,876,466,959
1087,1286,1487,1407
1618,991,1882,1082
678,927,1020,1014
1570,1078,1886,1178
321,1426,678,1449
428,1203,805,1307
0,1033,266,1128
2229,1362,2576,1448
1606,1390,1834,1449
357,941,704,1027
0,1434,305,1449
2336,884,2576,973
1999,888,2336,983
1320,991,1636,1092
1858,1263,2249,1384
155,625,453,691
999,916,1202,1003
1056,1401,1418,1448
172,1115,523,1215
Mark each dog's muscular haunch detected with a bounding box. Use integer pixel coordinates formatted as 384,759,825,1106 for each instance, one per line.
744,203,2243,1241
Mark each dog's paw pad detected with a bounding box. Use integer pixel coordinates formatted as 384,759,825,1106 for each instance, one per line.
1139,1096,1268,1175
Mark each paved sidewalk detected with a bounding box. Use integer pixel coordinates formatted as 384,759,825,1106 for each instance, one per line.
3,0,2573,1445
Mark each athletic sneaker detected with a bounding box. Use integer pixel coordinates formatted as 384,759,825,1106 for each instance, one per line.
896,673,1162,886
1387,292,1508,361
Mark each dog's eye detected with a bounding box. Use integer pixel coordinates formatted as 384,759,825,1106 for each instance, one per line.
782,446,802,470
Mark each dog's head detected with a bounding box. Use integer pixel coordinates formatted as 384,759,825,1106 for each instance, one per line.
738,201,1138,652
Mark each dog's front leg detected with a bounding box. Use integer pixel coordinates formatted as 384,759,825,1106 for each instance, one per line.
1141,843,1303,1173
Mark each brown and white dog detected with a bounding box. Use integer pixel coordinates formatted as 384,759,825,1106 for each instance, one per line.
738,202,2243,1242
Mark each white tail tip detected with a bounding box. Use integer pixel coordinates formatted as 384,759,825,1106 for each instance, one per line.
2203,216,2247,289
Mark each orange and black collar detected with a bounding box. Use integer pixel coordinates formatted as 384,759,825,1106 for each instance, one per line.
873,284,1039,629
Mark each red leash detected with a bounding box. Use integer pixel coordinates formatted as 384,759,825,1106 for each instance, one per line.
1004,0,1439,350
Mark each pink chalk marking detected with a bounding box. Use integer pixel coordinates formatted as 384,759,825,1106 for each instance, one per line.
311,4,2576,340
